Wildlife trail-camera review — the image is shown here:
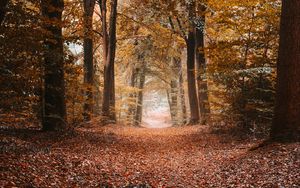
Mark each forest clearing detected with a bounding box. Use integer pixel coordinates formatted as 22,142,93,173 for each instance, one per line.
0,0,299,187
1,125,299,187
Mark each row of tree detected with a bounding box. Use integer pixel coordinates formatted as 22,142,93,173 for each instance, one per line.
0,0,299,141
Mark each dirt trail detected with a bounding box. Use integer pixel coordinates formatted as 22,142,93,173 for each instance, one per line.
0,125,299,187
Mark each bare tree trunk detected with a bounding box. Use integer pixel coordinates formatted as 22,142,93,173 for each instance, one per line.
271,0,300,141
107,0,117,122
174,55,187,124
83,0,96,121
127,67,137,125
169,57,180,126
195,17,210,125
169,79,178,125
186,0,200,124
0,0,8,25
134,62,146,126
186,33,200,124
179,64,187,124
100,0,109,119
93,60,102,115
168,17,187,125
41,0,66,131
110,60,116,120
166,89,172,117
101,0,118,123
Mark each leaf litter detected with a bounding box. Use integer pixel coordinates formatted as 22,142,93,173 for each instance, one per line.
0,125,299,187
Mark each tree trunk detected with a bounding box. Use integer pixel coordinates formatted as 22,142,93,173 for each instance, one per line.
271,0,300,141
134,62,146,126
100,0,109,119
178,57,187,124
186,0,200,124
101,0,118,123
186,31,200,124
0,0,8,25
83,0,96,121
41,0,66,131
166,89,172,118
93,60,102,115
110,60,116,120
127,67,137,125
169,57,180,126
195,18,210,125
169,79,178,125
186,33,200,124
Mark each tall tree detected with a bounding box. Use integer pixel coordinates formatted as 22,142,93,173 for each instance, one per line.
127,67,138,126
0,0,9,25
195,5,210,124
271,0,300,141
168,77,179,125
186,0,200,124
178,57,187,124
168,19,187,125
100,0,118,123
41,0,67,131
134,62,146,126
168,55,183,125
83,0,96,121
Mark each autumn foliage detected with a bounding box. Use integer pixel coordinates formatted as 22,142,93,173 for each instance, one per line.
0,0,299,187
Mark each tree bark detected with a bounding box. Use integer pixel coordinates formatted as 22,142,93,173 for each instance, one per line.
178,60,187,124
195,17,210,125
169,79,178,125
134,63,146,126
127,67,137,125
186,0,200,124
83,0,96,121
169,57,180,125
0,0,9,25
110,59,116,121
93,60,102,115
100,0,109,119
186,31,200,124
41,0,66,131
271,0,300,141
101,0,118,123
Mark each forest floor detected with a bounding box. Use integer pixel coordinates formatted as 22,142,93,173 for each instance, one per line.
0,124,299,187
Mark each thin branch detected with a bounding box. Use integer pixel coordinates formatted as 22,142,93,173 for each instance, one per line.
93,29,103,37
176,17,187,41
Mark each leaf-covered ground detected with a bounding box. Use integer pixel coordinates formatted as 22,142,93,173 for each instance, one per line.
0,125,299,187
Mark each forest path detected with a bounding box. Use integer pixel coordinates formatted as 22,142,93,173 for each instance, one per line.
142,110,172,128
1,125,299,187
